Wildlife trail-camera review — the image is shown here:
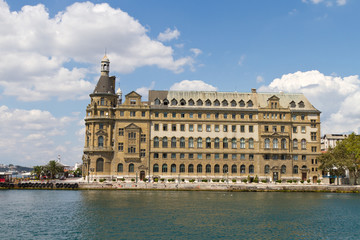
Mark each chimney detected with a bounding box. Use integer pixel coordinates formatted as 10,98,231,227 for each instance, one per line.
251,88,257,93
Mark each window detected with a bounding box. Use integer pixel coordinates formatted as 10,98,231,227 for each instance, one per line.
128,147,136,153
249,114,253,120
154,124,159,131
240,165,246,173
189,137,194,148
240,125,245,132
171,164,176,173
281,139,287,149
180,124,185,131
171,99,177,105
281,165,286,174
293,155,298,161
223,125,228,132
206,164,211,173
162,137,168,148
162,164,168,173
240,113,245,119
141,134,146,142
197,138,202,148
119,128,124,136
180,164,185,173
265,138,270,149
231,165,237,173
171,137,177,148
181,113,185,118
301,115,305,120
272,154,278,160
293,127,297,133
180,137,185,148
232,114,236,119
232,125,236,132
117,163,123,172
223,138,228,148
311,132,317,141
292,115,296,120
206,154,211,160
214,138,220,148
311,120,316,128
172,113,176,118
198,153,203,159
163,124,168,131
215,153,219,160
180,153,185,159
247,100,253,107
249,126,253,132
206,125,211,132
180,99,186,106
265,126,269,132
312,146,317,152
301,139,306,149
264,165,270,174
223,164,229,173
164,99,169,106
100,111,104,116
239,100,245,107
215,125,219,132
205,99,211,106
293,139,298,149
120,111,124,116
222,100,228,106
249,165,254,174
171,153,176,159
240,138,245,149
172,124,176,131
188,164,194,173
128,163,134,173
198,124,202,132
302,155,306,161
153,137,159,148
197,99,203,106
198,113,202,118
140,149,145,157
293,165,298,174
206,137,211,148
99,123,104,130
141,111,146,117
264,154,270,160
163,112,168,118
162,153,167,159
96,158,104,172
154,153,159,159
214,164,220,173
281,126,285,132
273,126,277,133
223,154,228,159
248,138,254,149
240,154,245,160
130,111,136,117
153,164,159,173
301,126,306,133
223,113,228,119
215,113,219,119
189,113,193,118
154,112,159,117
189,124,194,132
273,139,278,149
128,132,136,139
98,136,104,147
197,164,202,173
188,99,194,106
232,138,237,149
118,143,123,151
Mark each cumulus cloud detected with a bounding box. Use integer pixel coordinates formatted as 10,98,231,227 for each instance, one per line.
302,0,346,6
256,75,264,83
135,81,155,100
0,1,194,101
0,105,79,165
190,48,202,57
157,27,180,42
170,80,218,91
259,70,360,134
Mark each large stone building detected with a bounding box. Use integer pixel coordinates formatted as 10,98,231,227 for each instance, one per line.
83,56,322,183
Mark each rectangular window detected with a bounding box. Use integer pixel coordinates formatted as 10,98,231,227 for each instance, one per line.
249,154,254,160
130,99,136,105
240,125,245,132
232,114,236,119
189,113,193,118
163,124,168,131
198,113,202,118
240,114,245,119
180,153,185,159
118,128,124,136
120,111,124,116
206,125,211,132
265,126,269,132
249,126,253,132
249,114,253,120
171,153,176,159
223,125,228,132
301,126,306,133
311,132,317,141
206,154,211,160
264,154,270,160
189,153,194,159
215,125,219,132
215,113,219,119
215,153,219,160
141,134,146,142
232,154,237,160
223,154,228,160
232,125,236,132
293,127,297,133
198,153,203,159
154,153,159,159
154,124,159,131
180,124,185,131
154,112,159,117
240,154,245,160
100,111,104,116
172,113,176,118
99,123,104,129
301,115,305,120
302,155,306,161
130,111,136,117
311,120,316,128
312,146,317,152
172,124,177,131
163,112,168,118
273,126,277,133
142,111,146,117
206,113,211,119
162,153,167,159
140,149,145,157
198,124,202,132
272,155,278,160
292,115,296,121
181,113,185,118
118,143,123,151
293,155,298,161
281,126,285,133
223,113,228,119
189,124,194,132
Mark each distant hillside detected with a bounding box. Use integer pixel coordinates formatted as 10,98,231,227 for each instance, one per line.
0,165,33,172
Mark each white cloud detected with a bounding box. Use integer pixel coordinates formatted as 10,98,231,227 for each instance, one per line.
238,55,246,66
170,80,218,91
190,48,202,57
157,27,180,42
256,75,264,83
337,0,346,6
0,1,194,101
259,70,360,134
0,105,79,166
302,0,346,6
135,81,156,100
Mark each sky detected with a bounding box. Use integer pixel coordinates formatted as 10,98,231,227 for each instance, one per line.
1,0,360,167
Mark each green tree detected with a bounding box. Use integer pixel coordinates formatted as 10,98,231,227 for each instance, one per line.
32,165,43,180
342,133,360,185
45,160,64,179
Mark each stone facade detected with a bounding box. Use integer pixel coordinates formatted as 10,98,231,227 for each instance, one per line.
83,57,321,183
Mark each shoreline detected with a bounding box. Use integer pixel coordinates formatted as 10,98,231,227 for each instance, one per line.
2,181,360,193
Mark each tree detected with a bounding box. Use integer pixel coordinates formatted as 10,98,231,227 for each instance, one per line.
32,165,43,180
341,133,360,185
44,160,64,179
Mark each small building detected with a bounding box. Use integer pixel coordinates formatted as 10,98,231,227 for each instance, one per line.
321,134,348,152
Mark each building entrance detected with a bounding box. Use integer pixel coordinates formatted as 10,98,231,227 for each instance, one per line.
273,172,278,182
140,171,145,181
302,172,307,181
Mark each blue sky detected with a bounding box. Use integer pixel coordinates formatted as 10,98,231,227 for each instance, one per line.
1,0,359,166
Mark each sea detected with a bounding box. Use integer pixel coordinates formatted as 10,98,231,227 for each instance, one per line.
1,190,360,239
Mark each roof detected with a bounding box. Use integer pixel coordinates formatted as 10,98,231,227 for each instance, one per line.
93,75,115,94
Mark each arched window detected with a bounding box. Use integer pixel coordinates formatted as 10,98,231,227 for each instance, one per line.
180,137,185,148
153,137,159,148
214,164,220,173
264,165,270,174
206,137,211,148
281,139,287,149
188,164,194,173
223,164,228,173
214,138,220,148
240,165,246,173
129,163,134,173
281,165,286,174
222,100,228,106
153,164,159,173
205,99,211,106
180,164,185,173
162,137,168,148
223,138,228,148
171,137,177,148
154,98,161,105
162,164,168,173
239,100,245,107
240,138,245,149
98,136,104,147
293,165,298,174
197,164,202,173
189,137,194,148
293,139,298,149
188,99,194,106
302,165,307,169
180,99,186,106
249,138,254,149
214,99,220,106
197,137,202,148
265,138,270,149
206,164,211,173
171,164,176,173
171,98,178,105
232,138,237,149
249,165,254,174
301,139,306,149
232,164,237,173
231,100,237,107
273,138,278,149
96,158,104,172
117,163,123,172
196,99,203,106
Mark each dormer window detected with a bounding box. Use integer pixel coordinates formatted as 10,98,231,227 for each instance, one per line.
205,99,212,106
163,99,169,105
290,101,296,108
298,101,305,108
154,98,161,105
188,99,194,106
130,99,136,105
222,100,228,106
231,100,237,107
180,99,186,106
196,99,203,106
214,99,220,106
171,99,178,105
247,100,253,107
239,100,245,107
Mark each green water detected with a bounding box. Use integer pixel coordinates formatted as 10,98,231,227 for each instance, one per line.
1,190,360,239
